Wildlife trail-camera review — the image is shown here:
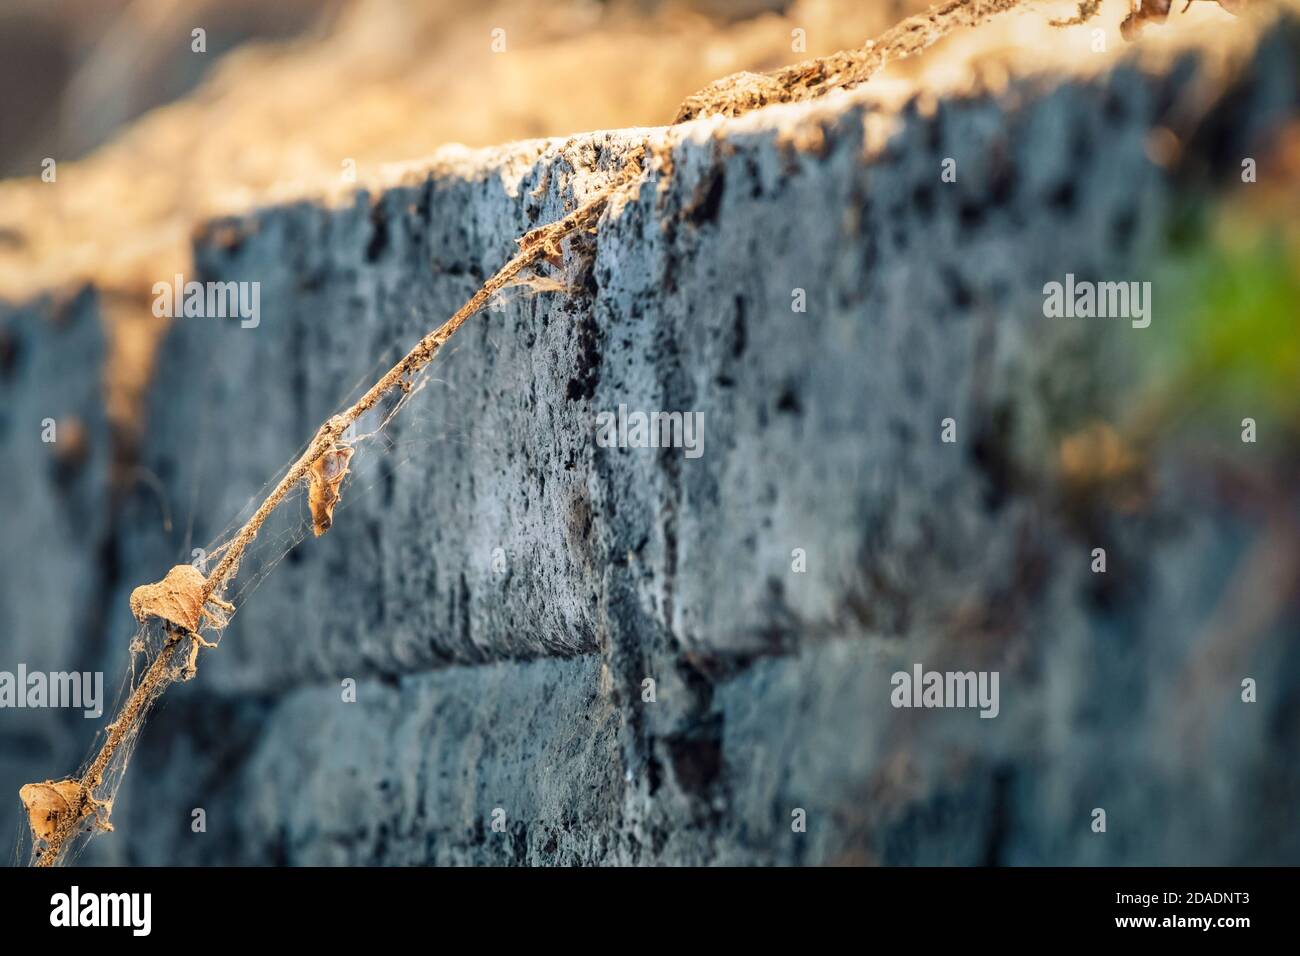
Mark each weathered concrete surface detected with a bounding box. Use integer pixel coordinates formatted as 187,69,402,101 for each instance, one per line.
0,289,115,855
5,8,1300,865
118,40,1300,691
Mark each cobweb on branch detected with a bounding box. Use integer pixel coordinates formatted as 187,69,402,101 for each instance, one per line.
18,144,642,864
16,276,558,866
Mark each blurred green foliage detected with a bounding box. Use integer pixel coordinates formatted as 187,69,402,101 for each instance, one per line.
1150,193,1300,437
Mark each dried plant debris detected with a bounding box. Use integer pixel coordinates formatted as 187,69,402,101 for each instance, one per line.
308,444,355,537
128,563,234,635
128,564,208,632
675,0,1254,121
1057,421,1151,510
1121,1,1251,38
1122,0,1175,37
19,781,109,844
1051,0,1105,27
674,0,1039,121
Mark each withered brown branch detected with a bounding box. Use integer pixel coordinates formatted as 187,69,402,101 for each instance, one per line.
674,0,1252,121
1051,0,1105,27
25,151,646,867
674,0,1047,122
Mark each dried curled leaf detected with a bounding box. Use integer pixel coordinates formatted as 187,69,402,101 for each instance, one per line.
1058,421,1150,511
1121,0,1173,39
308,444,354,537
20,780,91,842
1059,422,1141,483
129,563,207,632
1120,0,1247,40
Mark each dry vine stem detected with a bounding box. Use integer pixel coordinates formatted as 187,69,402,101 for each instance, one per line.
673,0,1252,120
674,0,1049,121
25,150,647,867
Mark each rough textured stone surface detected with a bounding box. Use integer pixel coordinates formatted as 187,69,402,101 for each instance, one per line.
0,290,115,856
4,11,1299,865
